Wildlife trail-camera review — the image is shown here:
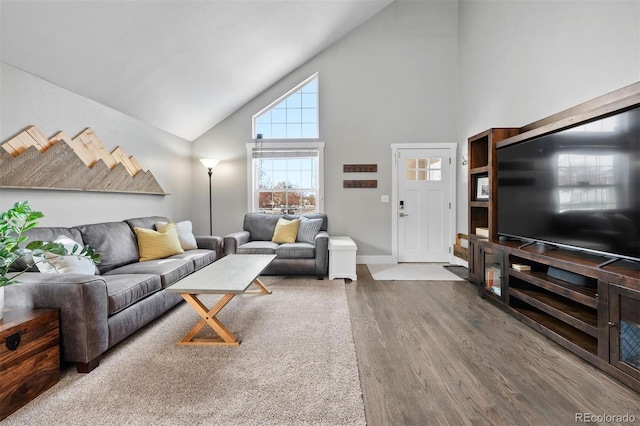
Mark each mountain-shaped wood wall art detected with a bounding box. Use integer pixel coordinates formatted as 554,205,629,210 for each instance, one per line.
0,126,166,195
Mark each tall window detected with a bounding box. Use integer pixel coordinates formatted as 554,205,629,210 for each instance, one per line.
248,74,323,213
248,145,323,214
253,74,319,140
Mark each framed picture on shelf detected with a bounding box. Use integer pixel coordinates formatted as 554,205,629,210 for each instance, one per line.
476,176,489,200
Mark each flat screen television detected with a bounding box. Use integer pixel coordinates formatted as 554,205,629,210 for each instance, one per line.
497,105,640,262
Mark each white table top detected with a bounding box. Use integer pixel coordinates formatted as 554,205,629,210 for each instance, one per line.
329,236,357,250
166,254,276,294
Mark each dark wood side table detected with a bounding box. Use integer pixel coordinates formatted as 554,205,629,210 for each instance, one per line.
0,308,60,420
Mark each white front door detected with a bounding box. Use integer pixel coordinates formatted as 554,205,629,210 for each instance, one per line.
397,148,452,262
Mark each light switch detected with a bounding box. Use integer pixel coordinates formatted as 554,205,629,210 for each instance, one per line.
381,195,389,203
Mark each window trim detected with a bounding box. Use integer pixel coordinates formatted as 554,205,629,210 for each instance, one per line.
251,72,320,140
246,141,325,213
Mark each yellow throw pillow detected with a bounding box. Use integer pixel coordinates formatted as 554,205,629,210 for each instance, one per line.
134,222,184,261
272,218,301,244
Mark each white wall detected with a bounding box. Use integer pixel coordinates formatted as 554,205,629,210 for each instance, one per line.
192,0,459,257
457,0,640,235
0,63,194,227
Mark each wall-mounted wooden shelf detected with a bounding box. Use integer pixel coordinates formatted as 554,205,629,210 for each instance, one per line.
343,180,377,188
343,164,377,173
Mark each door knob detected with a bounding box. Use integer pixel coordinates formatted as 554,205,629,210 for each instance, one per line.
399,212,409,217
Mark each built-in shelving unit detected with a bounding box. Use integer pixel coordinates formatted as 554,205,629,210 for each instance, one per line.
467,128,518,240
467,128,518,285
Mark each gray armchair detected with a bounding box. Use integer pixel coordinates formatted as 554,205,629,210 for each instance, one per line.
224,213,329,279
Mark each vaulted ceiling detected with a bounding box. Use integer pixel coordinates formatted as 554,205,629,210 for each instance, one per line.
0,0,393,141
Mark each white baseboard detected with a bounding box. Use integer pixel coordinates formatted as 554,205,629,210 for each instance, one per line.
356,255,397,264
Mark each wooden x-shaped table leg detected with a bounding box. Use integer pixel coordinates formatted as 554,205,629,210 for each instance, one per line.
178,293,238,346
243,277,272,295
176,278,271,346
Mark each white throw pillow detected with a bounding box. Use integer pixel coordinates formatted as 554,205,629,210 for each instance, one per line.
155,220,198,250
34,236,96,275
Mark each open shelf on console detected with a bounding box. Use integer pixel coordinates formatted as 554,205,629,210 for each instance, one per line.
509,269,598,308
510,301,598,356
509,286,597,337
506,249,600,354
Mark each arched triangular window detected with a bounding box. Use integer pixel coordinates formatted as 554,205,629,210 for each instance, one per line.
253,73,319,139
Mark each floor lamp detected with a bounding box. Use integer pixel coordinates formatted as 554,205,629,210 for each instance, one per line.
200,158,220,236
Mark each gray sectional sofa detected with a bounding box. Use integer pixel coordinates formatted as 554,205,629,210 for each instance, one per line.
224,212,329,278
6,216,222,373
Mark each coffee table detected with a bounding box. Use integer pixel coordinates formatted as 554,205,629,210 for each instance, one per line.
166,254,276,346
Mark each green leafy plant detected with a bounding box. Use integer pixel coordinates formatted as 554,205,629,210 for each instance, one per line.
27,240,102,267
0,201,101,287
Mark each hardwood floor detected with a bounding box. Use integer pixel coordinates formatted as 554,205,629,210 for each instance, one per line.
345,265,639,426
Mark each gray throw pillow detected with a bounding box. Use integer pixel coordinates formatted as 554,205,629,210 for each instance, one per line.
297,218,323,243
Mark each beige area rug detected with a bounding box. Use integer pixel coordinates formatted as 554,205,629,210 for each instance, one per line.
4,278,365,426
367,263,465,281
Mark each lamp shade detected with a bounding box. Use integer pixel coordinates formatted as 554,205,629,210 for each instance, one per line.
200,158,220,170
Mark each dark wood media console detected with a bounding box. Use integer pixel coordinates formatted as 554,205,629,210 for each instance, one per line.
467,81,640,393
477,239,640,392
